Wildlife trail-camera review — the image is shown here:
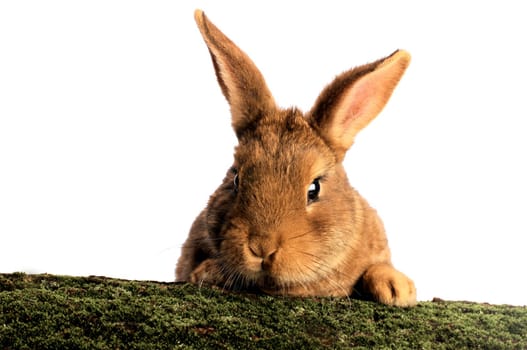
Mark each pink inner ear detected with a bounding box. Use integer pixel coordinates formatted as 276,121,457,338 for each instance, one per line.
339,78,375,131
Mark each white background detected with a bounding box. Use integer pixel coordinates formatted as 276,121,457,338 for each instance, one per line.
1,2,526,306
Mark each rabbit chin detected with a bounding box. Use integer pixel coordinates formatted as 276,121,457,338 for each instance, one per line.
252,272,341,297
241,263,324,296
251,272,306,295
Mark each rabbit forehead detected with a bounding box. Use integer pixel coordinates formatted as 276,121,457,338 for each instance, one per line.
234,110,335,181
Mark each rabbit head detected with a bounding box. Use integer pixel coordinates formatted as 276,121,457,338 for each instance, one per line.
176,10,415,306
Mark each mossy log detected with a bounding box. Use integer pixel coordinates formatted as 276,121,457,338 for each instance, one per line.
1,273,525,349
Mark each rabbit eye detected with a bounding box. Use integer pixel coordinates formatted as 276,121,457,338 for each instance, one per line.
307,178,321,204
233,174,239,189
231,168,239,191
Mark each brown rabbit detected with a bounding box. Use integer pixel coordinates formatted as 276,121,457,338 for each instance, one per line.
176,9,416,307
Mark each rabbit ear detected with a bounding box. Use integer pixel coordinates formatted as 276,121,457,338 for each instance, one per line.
308,50,411,160
194,10,277,137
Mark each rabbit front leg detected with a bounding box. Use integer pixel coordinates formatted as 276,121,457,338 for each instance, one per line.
361,263,417,307
189,259,225,287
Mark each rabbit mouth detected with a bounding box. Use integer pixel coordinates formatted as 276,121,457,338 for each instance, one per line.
256,275,282,294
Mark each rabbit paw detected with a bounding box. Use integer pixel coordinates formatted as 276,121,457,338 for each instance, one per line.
189,259,223,286
362,263,417,307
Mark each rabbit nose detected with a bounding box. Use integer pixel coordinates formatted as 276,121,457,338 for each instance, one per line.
248,242,277,271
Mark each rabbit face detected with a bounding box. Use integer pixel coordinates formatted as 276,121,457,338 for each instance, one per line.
214,108,357,292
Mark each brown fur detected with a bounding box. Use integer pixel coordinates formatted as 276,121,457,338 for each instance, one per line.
175,10,416,307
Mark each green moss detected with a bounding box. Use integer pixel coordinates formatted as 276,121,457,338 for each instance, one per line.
1,273,525,349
